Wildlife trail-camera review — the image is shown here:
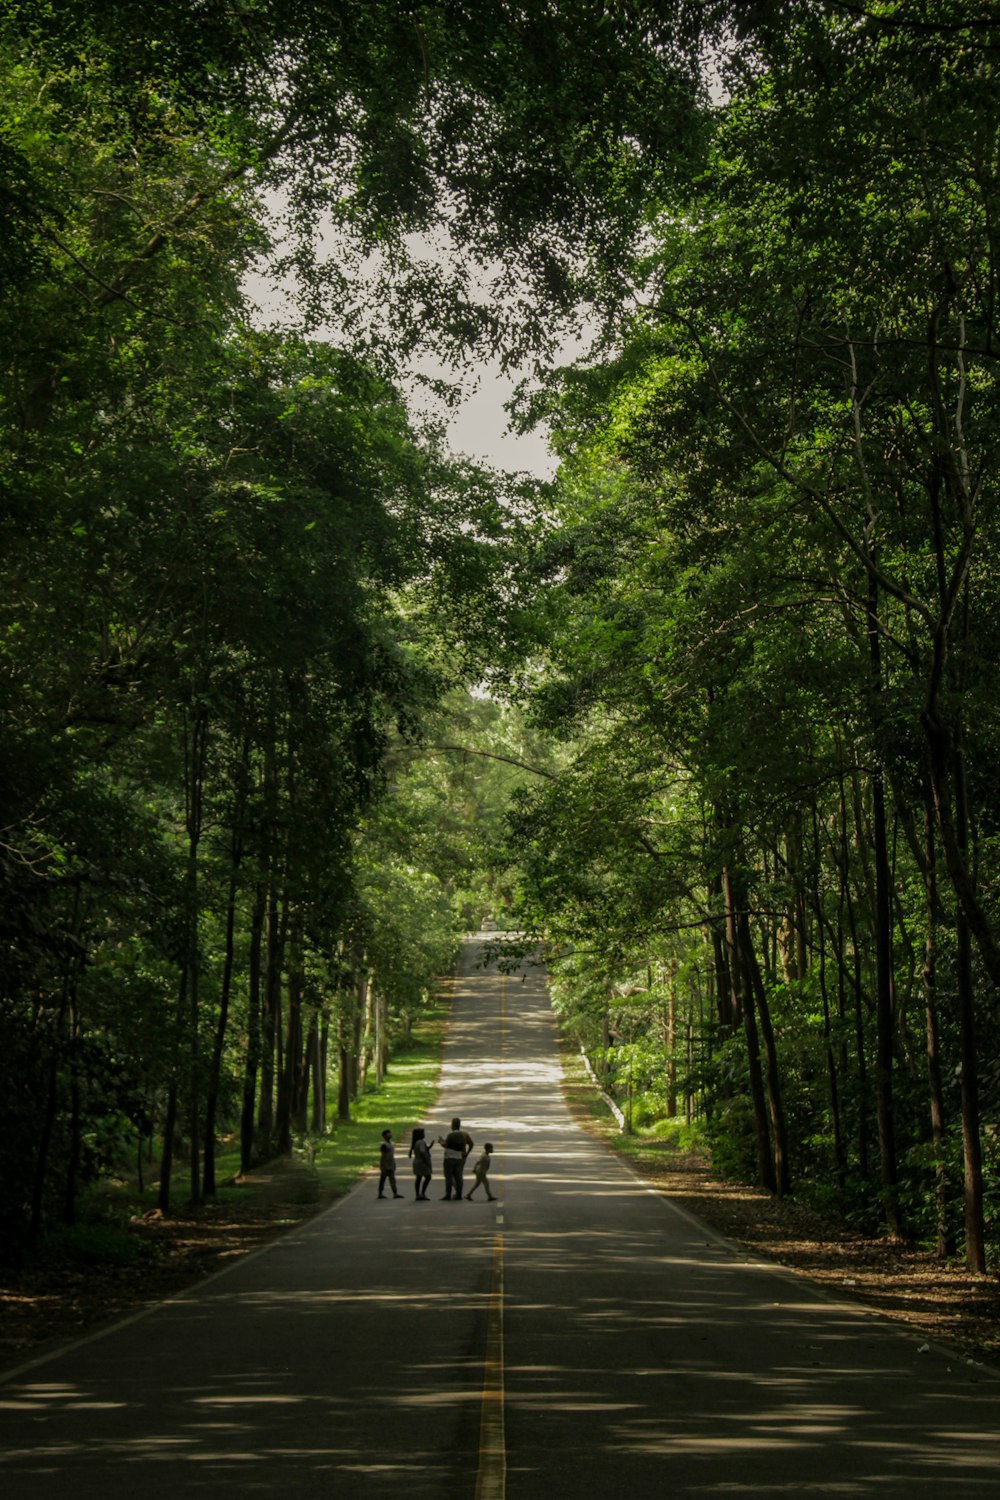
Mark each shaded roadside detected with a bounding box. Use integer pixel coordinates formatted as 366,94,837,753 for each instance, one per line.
558,1041,1000,1369
6,1002,998,1375
0,1156,325,1369
2,994,447,1372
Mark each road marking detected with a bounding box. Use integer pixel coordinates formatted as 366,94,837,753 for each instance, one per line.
474,961,507,1498
474,1231,506,1500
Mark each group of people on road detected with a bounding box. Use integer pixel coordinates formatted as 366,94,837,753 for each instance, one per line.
377,1117,496,1202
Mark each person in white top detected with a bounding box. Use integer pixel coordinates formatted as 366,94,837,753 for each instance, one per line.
437,1117,474,1200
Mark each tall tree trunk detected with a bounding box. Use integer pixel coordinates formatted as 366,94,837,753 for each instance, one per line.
64,985,81,1226
920,800,952,1258
158,963,188,1214
867,575,901,1237
183,704,208,1208
257,876,283,1157
708,873,736,1031
838,772,871,1188
665,957,678,1118
872,755,900,1235
311,1010,327,1135
203,843,241,1198
256,711,282,1160
359,969,374,1089
338,1041,352,1122
32,896,80,1238
351,996,363,1098
812,808,845,1185
204,740,249,1196
277,907,305,1154
375,985,388,1086
740,908,790,1198
32,1041,62,1240
953,738,985,1273
158,1082,178,1215
722,863,775,1193
337,994,354,1123
240,878,266,1174
296,1011,316,1134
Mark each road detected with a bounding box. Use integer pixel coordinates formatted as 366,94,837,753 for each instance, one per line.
1,934,998,1497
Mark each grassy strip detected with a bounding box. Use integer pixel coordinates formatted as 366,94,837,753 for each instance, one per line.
60,994,450,1248
557,1037,707,1169
309,995,449,1200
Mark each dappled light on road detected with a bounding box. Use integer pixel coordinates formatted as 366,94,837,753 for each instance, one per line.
1,935,998,1497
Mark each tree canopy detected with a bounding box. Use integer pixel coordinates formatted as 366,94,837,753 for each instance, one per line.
4,1,1000,1277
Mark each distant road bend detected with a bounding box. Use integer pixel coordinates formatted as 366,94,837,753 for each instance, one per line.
2,934,998,1498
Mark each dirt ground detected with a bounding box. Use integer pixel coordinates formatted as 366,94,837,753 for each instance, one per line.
3,1122,999,1375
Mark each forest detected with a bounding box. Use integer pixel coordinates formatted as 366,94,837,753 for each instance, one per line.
2,2,999,1277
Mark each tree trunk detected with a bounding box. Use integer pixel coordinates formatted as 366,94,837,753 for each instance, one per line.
338,1042,352,1122
722,863,775,1193
256,714,282,1160
708,873,736,1031
311,1011,327,1135
838,772,871,1188
203,826,242,1198
920,800,952,1258
32,920,78,1238
276,906,304,1156
158,1081,178,1215
665,959,678,1118
64,987,82,1226
952,740,986,1273
359,969,374,1089
240,878,266,1174
257,876,285,1157
812,809,845,1185
182,704,208,1208
158,962,188,1214
740,908,790,1198
867,576,901,1237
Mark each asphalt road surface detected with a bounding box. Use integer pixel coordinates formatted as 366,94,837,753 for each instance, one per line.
2,934,998,1498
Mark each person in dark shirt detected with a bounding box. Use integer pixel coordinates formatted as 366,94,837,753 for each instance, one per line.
437,1117,473,1200
377,1128,403,1198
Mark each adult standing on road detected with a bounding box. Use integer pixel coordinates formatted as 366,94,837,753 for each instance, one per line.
438,1117,473,1200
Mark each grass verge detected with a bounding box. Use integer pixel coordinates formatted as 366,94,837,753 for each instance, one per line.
0,995,451,1368
308,996,449,1200
41,996,449,1256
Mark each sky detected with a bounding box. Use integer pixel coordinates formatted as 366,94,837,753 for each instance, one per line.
407,355,556,479
243,213,560,482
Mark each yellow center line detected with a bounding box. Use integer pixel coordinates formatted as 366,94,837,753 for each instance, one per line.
474,1231,506,1500
474,962,507,1499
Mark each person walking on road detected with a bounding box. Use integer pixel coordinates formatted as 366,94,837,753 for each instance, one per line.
378,1128,403,1198
465,1142,496,1201
438,1117,474,1199
409,1126,433,1199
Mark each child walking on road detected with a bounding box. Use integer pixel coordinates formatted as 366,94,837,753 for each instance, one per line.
378,1129,403,1198
465,1142,496,1201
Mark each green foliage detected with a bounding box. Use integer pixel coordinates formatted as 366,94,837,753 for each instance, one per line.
311,995,448,1197
5,0,1000,1273
488,3,1000,1268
